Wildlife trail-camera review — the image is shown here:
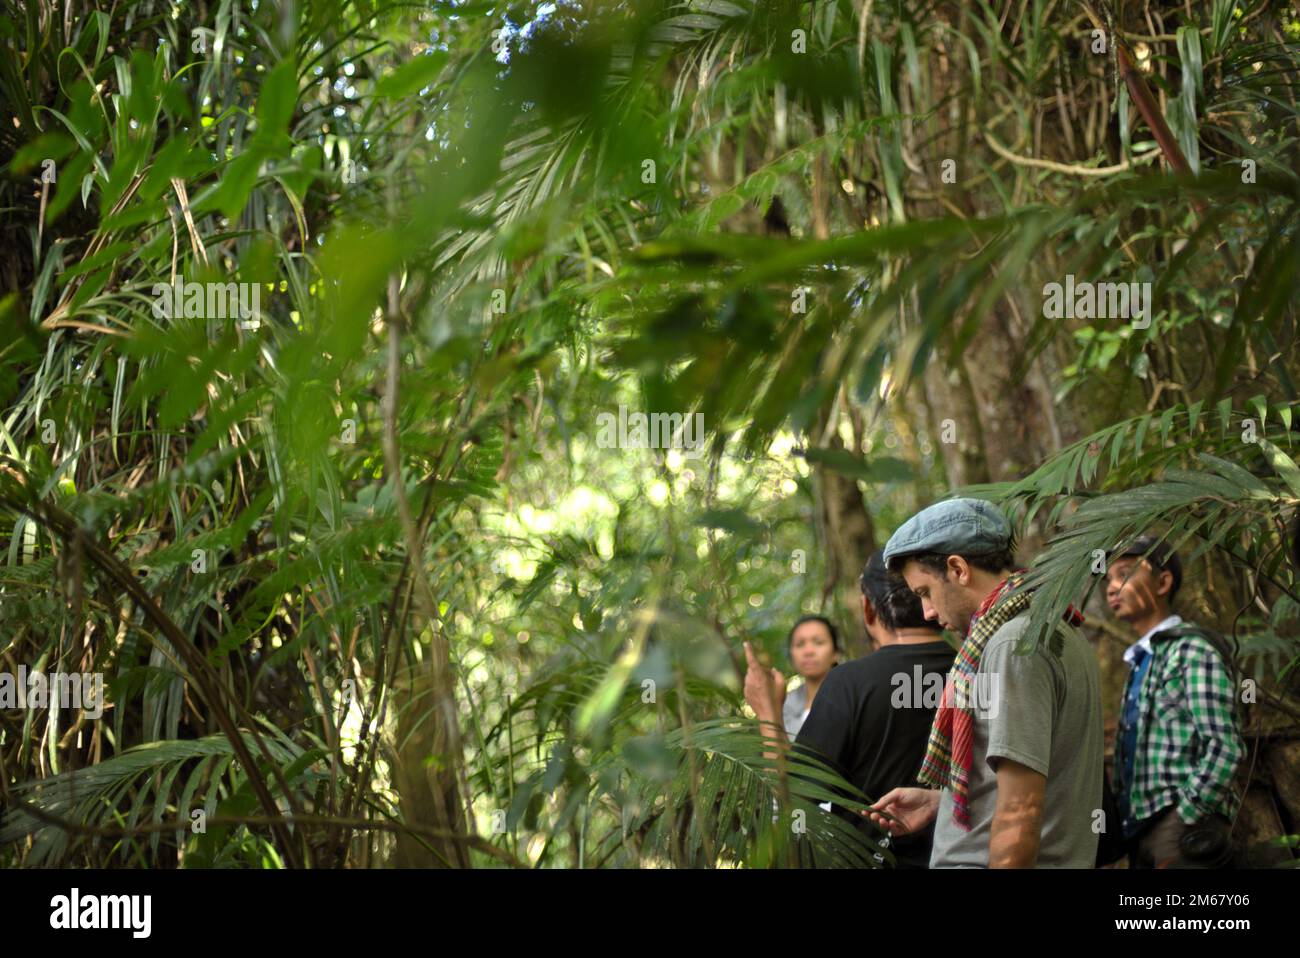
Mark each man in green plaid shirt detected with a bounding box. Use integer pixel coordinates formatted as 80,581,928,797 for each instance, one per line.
1106,536,1245,868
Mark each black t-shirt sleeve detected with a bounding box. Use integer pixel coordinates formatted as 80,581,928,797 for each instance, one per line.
791,667,856,776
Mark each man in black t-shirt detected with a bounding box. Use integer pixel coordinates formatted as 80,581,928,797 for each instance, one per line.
748,551,955,868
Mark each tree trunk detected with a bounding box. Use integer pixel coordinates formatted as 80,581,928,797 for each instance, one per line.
814,399,878,656
390,659,473,868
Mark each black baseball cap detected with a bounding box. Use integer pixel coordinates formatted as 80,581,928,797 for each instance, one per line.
1112,535,1183,595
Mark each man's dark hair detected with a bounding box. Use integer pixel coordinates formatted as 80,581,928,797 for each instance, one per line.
1110,534,1182,602
887,543,1017,578
858,557,941,633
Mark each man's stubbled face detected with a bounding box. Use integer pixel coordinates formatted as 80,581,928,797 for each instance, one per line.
900,559,980,636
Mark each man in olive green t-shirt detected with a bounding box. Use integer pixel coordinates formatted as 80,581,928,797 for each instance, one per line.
868,498,1104,868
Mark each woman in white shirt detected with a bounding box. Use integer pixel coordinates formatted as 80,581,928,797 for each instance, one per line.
780,615,842,739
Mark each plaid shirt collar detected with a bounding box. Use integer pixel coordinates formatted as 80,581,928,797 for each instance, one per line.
1123,614,1183,666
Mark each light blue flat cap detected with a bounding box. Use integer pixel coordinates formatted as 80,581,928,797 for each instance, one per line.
882,497,1011,569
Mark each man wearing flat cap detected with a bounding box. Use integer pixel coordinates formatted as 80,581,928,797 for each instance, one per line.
866,498,1104,868
1105,535,1244,868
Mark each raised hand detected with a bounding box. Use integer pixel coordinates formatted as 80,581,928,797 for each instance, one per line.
743,640,786,721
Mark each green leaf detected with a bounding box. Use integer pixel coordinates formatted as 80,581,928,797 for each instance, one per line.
255,59,299,142
208,148,263,224
1133,414,1149,457
1217,397,1233,436
801,448,913,483
1158,406,1176,444
801,446,872,478
375,52,450,98
696,508,763,536
1247,394,1268,431
623,735,676,782
1257,439,1300,498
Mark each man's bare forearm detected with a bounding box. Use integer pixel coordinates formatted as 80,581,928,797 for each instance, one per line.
989,762,1046,867
989,804,1043,867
